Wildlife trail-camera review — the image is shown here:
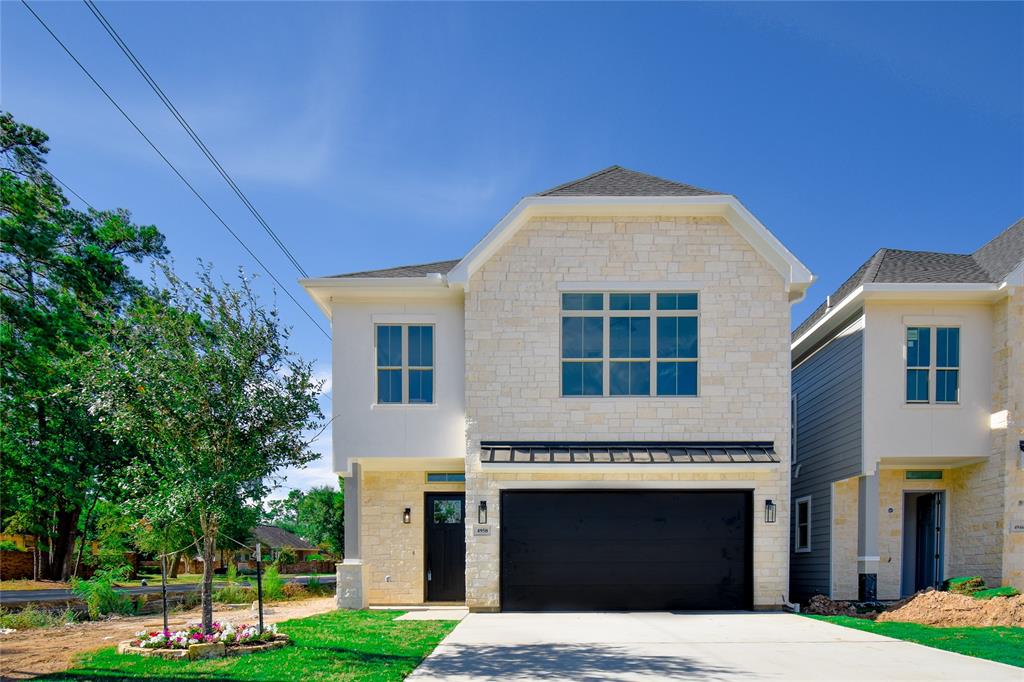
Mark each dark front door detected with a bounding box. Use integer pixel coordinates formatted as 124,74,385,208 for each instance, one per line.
913,493,943,592
500,490,752,611
425,493,466,602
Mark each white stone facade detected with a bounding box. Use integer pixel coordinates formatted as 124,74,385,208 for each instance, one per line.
462,215,793,610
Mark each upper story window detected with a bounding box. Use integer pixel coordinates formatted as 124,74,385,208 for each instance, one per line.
375,324,434,404
905,326,959,404
560,292,698,397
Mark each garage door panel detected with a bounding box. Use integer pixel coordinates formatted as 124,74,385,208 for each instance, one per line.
500,490,752,611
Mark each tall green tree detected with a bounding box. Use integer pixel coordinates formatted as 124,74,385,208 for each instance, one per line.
262,484,344,556
0,112,166,579
80,266,322,631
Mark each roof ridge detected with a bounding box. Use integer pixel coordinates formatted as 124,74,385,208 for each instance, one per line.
534,165,622,196
863,248,888,284
972,216,1024,258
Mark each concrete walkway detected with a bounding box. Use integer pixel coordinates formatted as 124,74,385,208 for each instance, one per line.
408,611,1021,681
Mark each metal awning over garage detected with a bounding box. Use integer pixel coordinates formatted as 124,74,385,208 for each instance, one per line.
479,441,778,465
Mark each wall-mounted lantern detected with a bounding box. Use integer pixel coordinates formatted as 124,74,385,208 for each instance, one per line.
478,500,488,525
764,499,777,524
402,507,411,524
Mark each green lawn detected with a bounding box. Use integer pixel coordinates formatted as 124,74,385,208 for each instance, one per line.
809,615,1024,668
42,610,457,681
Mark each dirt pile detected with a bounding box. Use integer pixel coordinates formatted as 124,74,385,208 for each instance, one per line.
876,589,1024,627
805,595,861,617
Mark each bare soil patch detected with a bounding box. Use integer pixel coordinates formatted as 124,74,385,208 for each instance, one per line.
876,590,1024,628
0,596,335,680
806,591,1024,628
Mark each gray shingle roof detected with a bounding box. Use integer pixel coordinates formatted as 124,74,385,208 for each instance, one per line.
328,259,460,279
535,165,722,197
251,525,317,550
972,218,1024,281
793,217,1024,341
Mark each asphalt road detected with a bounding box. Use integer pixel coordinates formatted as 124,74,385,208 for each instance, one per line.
0,575,335,605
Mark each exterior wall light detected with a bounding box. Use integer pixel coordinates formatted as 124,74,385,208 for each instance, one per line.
402,508,411,524
478,500,488,525
764,499,777,524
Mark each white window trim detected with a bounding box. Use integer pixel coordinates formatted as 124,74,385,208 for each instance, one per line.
795,495,812,553
559,291,700,398
374,323,436,405
904,325,961,405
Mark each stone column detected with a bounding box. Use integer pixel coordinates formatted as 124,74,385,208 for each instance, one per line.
336,462,367,609
858,473,880,600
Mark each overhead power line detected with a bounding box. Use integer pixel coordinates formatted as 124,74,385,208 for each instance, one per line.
82,0,309,279
47,169,95,209
21,0,329,340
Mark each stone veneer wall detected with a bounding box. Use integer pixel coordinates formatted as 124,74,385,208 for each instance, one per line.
996,293,1024,589
463,215,793,610
830,477,859,600
360,470,465,605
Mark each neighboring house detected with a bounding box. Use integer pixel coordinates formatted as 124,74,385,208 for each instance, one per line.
251,525,319,562
302,166,813,611
790,219,1024,602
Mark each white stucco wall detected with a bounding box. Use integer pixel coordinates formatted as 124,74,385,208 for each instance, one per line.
862,301,993,472
330,294,467,473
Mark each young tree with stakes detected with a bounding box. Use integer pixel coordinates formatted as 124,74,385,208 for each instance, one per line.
81,266,322,632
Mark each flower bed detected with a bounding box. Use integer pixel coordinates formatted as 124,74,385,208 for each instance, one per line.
118,622,290,660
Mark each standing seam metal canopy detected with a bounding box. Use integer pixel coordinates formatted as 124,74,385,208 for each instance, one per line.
479,441,778,465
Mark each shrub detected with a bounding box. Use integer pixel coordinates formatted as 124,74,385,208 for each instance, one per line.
304,575,331,597
0,540,24,552
281,583,307,599
972,586,1020,600
307,553,323,561
0,605,76,630
260,565,285,601
70,567,136,619
275,548,296,565
943,576,985,595
213,585,255,604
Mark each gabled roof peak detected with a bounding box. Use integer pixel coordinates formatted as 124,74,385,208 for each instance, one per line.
534,165,723,198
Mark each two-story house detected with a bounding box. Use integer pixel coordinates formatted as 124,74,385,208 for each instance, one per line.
302,166,814,611
790,219,1024,603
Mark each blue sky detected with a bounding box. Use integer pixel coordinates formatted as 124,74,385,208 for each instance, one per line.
4,2,1022,493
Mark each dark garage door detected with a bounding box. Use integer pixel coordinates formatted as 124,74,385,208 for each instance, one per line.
501,490,752,611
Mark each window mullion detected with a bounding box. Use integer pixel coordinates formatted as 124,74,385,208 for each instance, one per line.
401,324,409,404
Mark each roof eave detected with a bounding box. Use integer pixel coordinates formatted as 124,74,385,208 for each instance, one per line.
299,275,459,318
791,282,1006,357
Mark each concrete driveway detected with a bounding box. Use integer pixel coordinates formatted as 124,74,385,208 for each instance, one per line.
408,612,1021,681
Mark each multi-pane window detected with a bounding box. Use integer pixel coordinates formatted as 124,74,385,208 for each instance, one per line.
795,496,811,552
560,292,698,397
905,326,959,404
375,324,434,404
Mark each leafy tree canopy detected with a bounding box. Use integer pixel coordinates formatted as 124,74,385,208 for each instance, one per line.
80,264,323,629
0,112,167,579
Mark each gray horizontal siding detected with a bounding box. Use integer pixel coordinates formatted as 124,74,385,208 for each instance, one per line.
790,322,863,602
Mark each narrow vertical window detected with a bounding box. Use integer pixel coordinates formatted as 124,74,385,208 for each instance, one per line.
408,325,434,403
935,327,959,403
656,315,698,396
906,327,930,403
795,496,811,552
561,293,603,396
609,294,650,396
791,394,799,464
376,325,402,404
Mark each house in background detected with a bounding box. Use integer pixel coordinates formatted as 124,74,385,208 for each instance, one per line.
302,166,813,612
790,219,1024,602
251,525,320,562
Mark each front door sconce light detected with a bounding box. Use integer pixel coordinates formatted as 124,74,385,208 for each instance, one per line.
478,500,488,525
764,499,777,524
402,507,411,524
